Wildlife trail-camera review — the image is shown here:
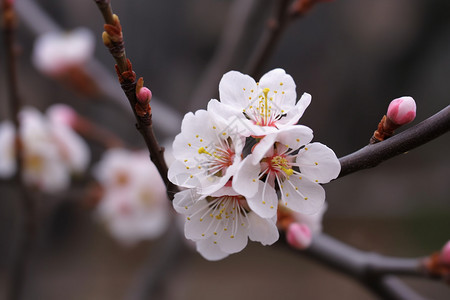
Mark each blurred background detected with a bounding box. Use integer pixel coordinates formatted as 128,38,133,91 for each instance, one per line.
0,0,449,299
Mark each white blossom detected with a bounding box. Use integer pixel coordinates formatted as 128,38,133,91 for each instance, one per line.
0,106,90,193
94,149,170,246
233,138,340,216
32,28,95,76
210,68,311,138
168,105,245,195
173,187,279,260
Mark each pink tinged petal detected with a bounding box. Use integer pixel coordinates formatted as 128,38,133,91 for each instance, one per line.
247,212,279,245
251,133,278,164
275,125,314,151
280,176,325,215
196,238,229,261
277,93,312,127
246,180,278,218
296,142,340,183
232,155,261,198
47,104,78,128
286,223,312,250
50,123,90,173
219,70,257,108
441,241,450,265
259,68,297,108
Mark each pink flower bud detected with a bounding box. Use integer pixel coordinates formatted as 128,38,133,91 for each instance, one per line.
136,87,152,104
441,240,450,265
286,223,312,250
386,96,416,125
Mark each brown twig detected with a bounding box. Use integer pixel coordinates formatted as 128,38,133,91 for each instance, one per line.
92,0,178,198
338,105,450,178
245,0,331,79
2,1,37,299
187,0,259,110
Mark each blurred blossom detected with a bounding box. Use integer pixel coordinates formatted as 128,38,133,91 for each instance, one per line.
93,148,170,246
280,203,327,250
291,202,327,234
32,28,95,76
0,105,90,193
441,240,450,265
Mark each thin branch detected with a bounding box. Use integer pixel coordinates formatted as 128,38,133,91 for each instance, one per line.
338,105,450,178
2,1,36,299
245,0,333,79
92,0,178,198
303,234,425,278
245,0,292,79
187,0,259,110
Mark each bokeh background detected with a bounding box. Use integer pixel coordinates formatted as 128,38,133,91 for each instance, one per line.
0,0,449,299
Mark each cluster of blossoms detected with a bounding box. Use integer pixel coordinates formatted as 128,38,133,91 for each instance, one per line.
169,69,340,260
93,148,170,246
0,105,90,193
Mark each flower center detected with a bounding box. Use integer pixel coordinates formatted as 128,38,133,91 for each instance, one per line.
269,155,294,177
198,146,234,177
26,154,44,172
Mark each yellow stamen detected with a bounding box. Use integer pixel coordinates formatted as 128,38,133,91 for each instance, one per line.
281,167,294,176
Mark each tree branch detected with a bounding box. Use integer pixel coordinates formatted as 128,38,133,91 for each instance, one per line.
187,0,259,110
299,233,429,299
245,0,331,79
92,0,178,198
338,105,450,178
15,0,182,138
2,1,37,299
245,0,292,79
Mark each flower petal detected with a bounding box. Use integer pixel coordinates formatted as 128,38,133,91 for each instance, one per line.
275,125,313,151
280,175,325,215
251,133,277,164
167,159,200,188
277,93,311,127
216,215,249,254
232,155,261,198
184,199,219,240
246,180,278,218
296,142,341,183
196,238,229,261
172,189,200,214
219,70,257,108
259,68,296,108
247,212,279,245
